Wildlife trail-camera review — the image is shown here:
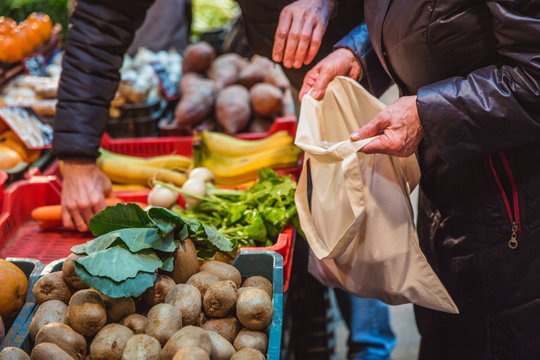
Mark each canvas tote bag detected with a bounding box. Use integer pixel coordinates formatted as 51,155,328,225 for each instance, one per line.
295,76,458,313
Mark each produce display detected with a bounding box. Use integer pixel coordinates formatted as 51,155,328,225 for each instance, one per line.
175,42,296,135
156,168,302,259
11,209,275,359
0,13,53,63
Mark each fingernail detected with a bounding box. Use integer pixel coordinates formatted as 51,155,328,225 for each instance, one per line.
284,61,292,68
351,132,360,141
311,90,319,98
294,61,302,68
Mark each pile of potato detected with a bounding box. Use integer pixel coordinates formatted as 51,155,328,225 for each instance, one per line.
0,241,274,360
175,42,295,135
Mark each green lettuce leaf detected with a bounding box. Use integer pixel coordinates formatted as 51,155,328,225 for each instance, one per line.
74,263,156,298
75,246,162,282
89,203,153,236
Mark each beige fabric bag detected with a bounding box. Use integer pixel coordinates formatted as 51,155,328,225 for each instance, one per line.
295,76,458,313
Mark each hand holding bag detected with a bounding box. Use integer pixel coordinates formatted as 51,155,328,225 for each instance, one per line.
295,76,458,313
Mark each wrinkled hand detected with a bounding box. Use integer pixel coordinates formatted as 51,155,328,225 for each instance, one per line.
273,0,333,69
351,96,423,157
299,48,361,101
61,160,112,232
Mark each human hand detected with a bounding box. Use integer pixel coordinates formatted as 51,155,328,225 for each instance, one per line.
272,0,333,69
61,160,112,232
351,96,423,157
299,48,362,100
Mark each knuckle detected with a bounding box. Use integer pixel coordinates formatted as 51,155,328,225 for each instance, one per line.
300,33,311,42
289,32,300,41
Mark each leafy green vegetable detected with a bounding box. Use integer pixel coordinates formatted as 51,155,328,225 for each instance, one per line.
172,168,302,257
76,246,162,282
72,202,235,297
89,203,153,236
74,263,156,298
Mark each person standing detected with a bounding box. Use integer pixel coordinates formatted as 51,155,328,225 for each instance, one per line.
300,1,540,359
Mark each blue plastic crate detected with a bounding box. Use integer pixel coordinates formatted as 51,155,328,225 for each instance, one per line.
10,251,283,359
0,258,43,351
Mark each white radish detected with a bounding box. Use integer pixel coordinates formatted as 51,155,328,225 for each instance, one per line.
181,178,207,206
147,184,178,208
189,167,215,183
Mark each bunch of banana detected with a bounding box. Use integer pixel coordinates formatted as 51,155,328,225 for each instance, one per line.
96,149,191,187
193,130,302,186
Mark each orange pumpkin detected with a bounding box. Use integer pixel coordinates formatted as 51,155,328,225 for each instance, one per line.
18,21,42,49
0,259,28,323
0,35,24,63
0,17,16,36
27,12,52,42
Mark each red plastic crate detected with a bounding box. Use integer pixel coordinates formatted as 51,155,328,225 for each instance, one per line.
0,179,296,291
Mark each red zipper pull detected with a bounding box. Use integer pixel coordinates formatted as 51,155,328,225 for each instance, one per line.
488,152,521,250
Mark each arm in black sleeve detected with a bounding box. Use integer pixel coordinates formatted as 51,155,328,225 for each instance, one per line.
53,0,154,160
334,23,392,97
416,1,540,166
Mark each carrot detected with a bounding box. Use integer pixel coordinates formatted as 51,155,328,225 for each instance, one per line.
31,198,123,222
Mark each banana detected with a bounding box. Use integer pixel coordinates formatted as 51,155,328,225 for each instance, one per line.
97,155,187,187
201,130,293,157
194,144,301,186
99,149,191,170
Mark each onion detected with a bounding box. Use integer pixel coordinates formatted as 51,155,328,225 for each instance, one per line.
188,167,215,183
181,178,207,206
147,184,178,208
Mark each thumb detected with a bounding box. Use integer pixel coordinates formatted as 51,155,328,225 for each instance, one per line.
299,68,319,101
351,116,387,141
310,70,333,100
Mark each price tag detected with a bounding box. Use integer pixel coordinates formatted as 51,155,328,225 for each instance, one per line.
22,55,48,77
0,107,53,149
151,61,179,101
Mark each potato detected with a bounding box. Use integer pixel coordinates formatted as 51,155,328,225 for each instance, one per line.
161,326,213,360
203,280,238,318
250,83,283,117
165,284,202,326
121,334,161,360
182,42,216,74
101,294,135,323
145,303,183,346
242,276,272,299
263,64,290,91
231,348,265,360
233,329,268,353
200,317,239,343
29,300,67,341
171,239,200,283
90,324,133,360
0,347,30,360
215,85,252,135
175,75,216,127
200,261,241,288
30,343,73,360
62,253,88,290
121,314,147,335
32,272,71,304
187,271,220,298
236,288,273,331
208,54,248,89
172,346,209,360
68,289,107,337
206,331,236,360
238,56,274,89
35,322,86,360
141,274,176,307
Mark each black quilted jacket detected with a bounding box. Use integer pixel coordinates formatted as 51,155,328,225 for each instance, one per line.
338,1,540,359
